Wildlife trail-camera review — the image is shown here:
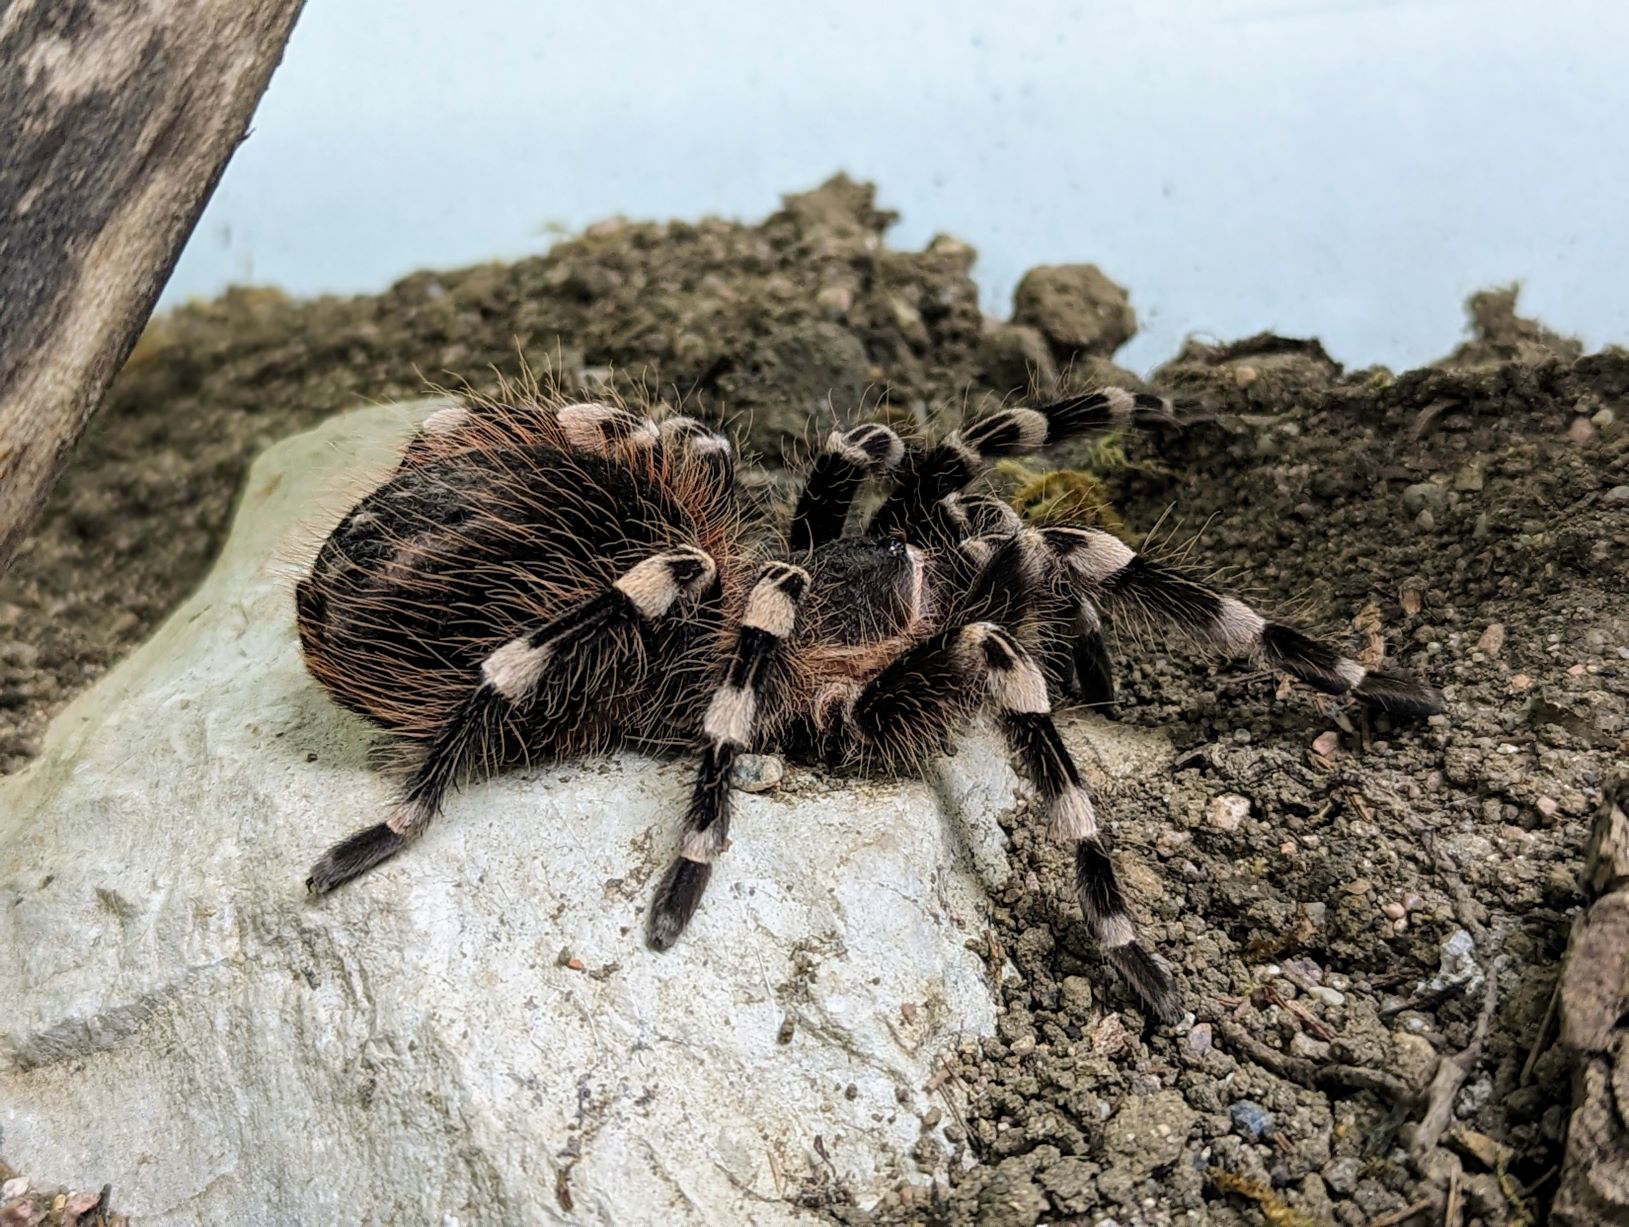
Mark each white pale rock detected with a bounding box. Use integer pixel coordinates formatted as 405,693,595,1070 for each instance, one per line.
0,402,1173,1225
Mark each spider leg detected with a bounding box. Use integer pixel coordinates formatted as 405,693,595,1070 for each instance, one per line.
847,621,1179,1022
1070,600,1119,716
1039,525,1445,716
396,399,665,469
658,415,735,487
305,545,718,894
927,508,1116,713
649,561,810,947
788,424,905,553
867,388,1180,540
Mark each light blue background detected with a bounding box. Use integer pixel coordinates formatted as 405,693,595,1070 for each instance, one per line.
164,0,1629,373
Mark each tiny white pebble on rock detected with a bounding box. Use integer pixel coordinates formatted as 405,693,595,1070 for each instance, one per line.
730,753,784,793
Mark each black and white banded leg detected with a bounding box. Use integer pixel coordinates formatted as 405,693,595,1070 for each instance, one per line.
969,624,1179,1021
1070,598,1118,715
649,561,811,947
659,414,735,483
868,389,1178,540
556,401,662,454
306,546,718,894
1040,526,1445,716
789,423,905,553
397,401,482,468
847,620,1178,1019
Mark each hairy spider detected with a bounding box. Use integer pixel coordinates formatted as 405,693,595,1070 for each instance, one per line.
297,387,1443,1021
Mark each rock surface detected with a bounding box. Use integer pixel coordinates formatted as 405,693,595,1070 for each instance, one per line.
0,402,1173,1225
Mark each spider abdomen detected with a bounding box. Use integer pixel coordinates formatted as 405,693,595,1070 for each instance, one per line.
297,438,739,756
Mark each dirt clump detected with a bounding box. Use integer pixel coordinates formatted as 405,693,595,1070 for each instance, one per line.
3,180,1626,1226
1012,263,1139,365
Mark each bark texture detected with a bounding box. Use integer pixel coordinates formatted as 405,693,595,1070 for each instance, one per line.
1555,775,1629,1225
0,0,305,574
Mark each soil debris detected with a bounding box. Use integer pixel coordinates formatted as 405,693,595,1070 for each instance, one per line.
0,1160,122,1227
3,177,1626,1225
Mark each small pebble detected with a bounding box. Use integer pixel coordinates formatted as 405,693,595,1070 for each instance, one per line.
1229,1099,1276,1141
1290,1033,1331,1060
1570,416,1597,444
730,753,784,793
1603,485,1629,506
922,1107,942,1129
2,1178,29,1200
1477,623,1506,656
1207,793,1250,832
1311,730,1339,758
815,284,854,315
1308,985,1346,1008
1187,1023,1213,1055
1324,1156,1362,1196
1381,901,1407,920
1401,482,1447,514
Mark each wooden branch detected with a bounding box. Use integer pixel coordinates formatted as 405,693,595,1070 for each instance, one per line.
1553,776,1629,1226
0,0,306,574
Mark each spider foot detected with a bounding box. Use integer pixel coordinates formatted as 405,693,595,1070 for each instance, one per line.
306,822,407,894
1104,942,1182,1025
648,857,712,949
1355,669,1445,718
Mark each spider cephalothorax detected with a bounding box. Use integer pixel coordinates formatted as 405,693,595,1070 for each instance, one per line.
297,388,1443,1021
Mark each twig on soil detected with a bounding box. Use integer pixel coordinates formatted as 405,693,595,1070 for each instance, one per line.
1256,983,1337,1041
1408,397,1455,441
1215,1018,1416,1103
1368,1195,1436,1226
1517,962,1563,1085
1445,1166,1464,1227
1379,977,1472,1021
1410,950,1500,1161
1419,829,1490,943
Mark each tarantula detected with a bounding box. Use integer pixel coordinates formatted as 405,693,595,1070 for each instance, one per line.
296,387,1443,1021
